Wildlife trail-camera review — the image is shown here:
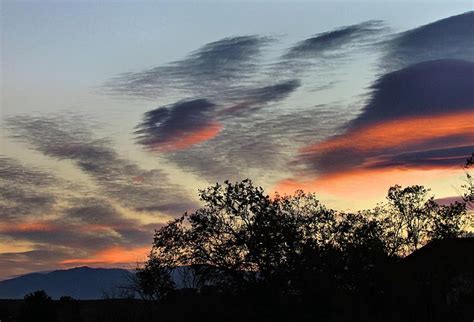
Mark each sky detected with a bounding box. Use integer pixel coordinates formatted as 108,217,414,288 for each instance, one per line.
0,0,473,280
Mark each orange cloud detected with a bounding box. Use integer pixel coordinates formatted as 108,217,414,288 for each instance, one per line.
60,246,150,265
302,111,474,156
0,222,57,233
149,122,223,152
277,110,473,207
276,167,461,200
77,224,119,233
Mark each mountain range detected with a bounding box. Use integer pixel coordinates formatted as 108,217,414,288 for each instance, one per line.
0,267,133,300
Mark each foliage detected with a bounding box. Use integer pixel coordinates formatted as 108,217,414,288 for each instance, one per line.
136,177,472,320
463,153,474,204
135,257,175,301
24,290,52,302
21,290,57,322
375,185,469,255
143,180,342,292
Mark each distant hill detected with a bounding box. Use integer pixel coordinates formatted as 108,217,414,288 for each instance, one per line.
0,267,133,300
0,266,196,300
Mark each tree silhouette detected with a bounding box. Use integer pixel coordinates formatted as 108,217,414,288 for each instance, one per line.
58,296,81,322
375,185,469,255
136,178,472,321
463,153,474,205
20,290,57,322
135,257,176,300
140,180,342,294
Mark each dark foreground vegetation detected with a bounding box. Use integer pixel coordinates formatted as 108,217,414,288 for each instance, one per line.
1,237,473,322
1,156,473,322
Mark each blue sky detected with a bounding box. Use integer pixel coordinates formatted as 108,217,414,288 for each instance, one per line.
2,1,471,114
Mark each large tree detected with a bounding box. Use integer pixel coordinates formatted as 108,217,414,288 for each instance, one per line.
137,179,470,301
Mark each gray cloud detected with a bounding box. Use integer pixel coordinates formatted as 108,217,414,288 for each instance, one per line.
283,20,386,60
0,221,153,268
110,14,473,187
219,79,301,116
231,79,301,103
296,59,474,175
106,24,388,180
0,157,58,221
62,197,160,245
104,23,386,103
164,120,286,183
272,20,388,80
5,115,196,214
163,103,352,184
134,78,301,156
0,196,158,275
365,145,474,169
104,35,273,100
135,99,218,151
0,248,72,280
382,11,474,71
65,198,134,227
3,227,122,251
350,59,474,128
0,157,138,261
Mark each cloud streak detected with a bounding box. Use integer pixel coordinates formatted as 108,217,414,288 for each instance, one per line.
300,111,474,173
0,193,162,278
0,157,58,221
161,103,352,184
104,35,274,99
283,20,386,60
135,99,222,152
218,79,301,116
5,115,196,214
382,11,474,71
1,115,201,278
296,60,474,176
350,59,474,128
106,21,388,181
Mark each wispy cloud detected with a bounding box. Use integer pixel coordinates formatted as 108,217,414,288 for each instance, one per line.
5,115,196,214
0,248,72,279
2,114,202,277
382,11,474,71
283,20,386,60
0,157,58,221
218,79,301,116
105,21,389,181
296,60,474,175
0,185,163,277
351,59,474,128
161,103,352,184
273,20,388,79
135,99,221,152
0,195,156,250
104,35,274,100
364,146,474,169
277,11,474,199
299,112,473,174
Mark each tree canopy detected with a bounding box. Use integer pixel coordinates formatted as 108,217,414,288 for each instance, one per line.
136,179,472,306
